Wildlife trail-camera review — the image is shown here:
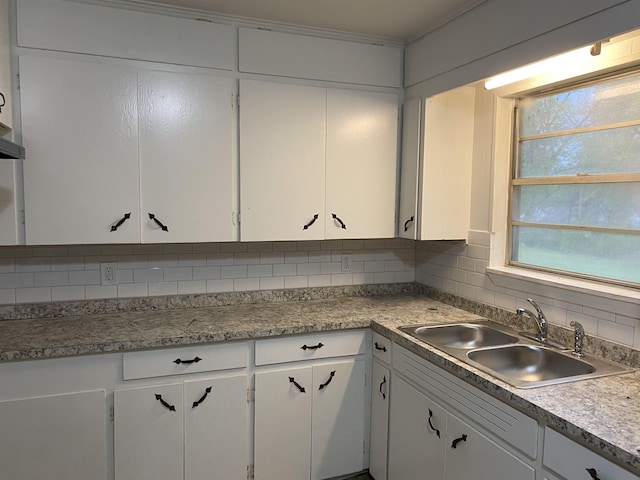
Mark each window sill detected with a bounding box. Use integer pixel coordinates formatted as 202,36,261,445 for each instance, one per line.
486,266,640,310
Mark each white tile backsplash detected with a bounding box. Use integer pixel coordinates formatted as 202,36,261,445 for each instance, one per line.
0,240,415,306
416,235,640,350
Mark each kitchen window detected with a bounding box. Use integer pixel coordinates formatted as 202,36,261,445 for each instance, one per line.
510,71,640,287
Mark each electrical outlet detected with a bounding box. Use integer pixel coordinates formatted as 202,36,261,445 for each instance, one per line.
341,253,352,273
101,263,117,286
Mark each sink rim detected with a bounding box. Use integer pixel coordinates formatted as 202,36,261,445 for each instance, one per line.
398,320,635,389
400,321,520,350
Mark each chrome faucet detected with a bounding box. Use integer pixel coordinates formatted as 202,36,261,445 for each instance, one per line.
516,298,548,343
570,321,585,357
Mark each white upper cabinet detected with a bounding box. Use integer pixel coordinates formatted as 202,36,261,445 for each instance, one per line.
239,79,326,242
325,88,398,239
20,54,235,245
239,27,403,88
397,98,422,240
138,70,235,243
21,55,141,245
0,0,12,133
420,86,475,240
240,79,398,241
398,86,475,241
16,0,234,70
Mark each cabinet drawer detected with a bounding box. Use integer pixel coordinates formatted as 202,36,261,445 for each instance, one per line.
372,332,391,363
255,330,367,366
123,342,248,380
543,427,638,480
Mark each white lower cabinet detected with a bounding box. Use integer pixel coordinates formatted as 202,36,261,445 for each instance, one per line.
254,330,368,480
369,345,391,480
114,374,249,480
0,389,108,480
388,344,538,480
543,427,639,480
254,358,367,480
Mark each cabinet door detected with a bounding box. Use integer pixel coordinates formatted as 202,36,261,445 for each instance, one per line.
240,79,326,241
0,0,12,132
0,390,107,480
369,361,390,480
20,55,140,244
420,87,475,240
254,366,313,480
388,377,446,480
311,359,366,480
325,89,398,239
445,414,535,480
139,70,235,243
184,376,249,480
114,383,184,480
0,160,20,245
397,98,421,240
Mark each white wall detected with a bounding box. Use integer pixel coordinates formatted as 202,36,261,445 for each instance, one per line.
0,239,415,304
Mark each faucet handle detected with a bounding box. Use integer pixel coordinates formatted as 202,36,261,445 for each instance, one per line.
570,321,585,357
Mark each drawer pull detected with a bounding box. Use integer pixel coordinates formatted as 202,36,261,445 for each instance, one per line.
319,371,336,390
374,342,387,352
451,434,467,449
331,213,347,229
379,376,387,400
192,386,213,408
303,214,319,230
428,409,441,438
110,212,131,232
289,376,306,393
586,468,600,479
174,356,202,365
148,213,169,232
301,343,324,351
154,394,176,412
403,216,414,232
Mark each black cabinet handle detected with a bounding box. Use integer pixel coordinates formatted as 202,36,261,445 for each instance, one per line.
0,92,5,113
301,343,324,351
319,371,336,390
289,376,306,393
155,394,176,412
374,342,387,352
148,213,169,232
586,468,600,479
192,386,212,408
331,213,347,229
174,356,202,365
303,214,319,230
110,212,131,232
379,376,387,400
451,434,467,448
404,216,415,232
427,409,440,438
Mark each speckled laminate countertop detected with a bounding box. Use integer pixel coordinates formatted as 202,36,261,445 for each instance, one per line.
1,292,639,476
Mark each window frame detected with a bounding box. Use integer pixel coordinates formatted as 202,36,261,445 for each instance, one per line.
507,70,640,289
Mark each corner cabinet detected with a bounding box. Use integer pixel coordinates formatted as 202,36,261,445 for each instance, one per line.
240,79,398,241
388,344,537,480
19,54,235,245
398,86,475,241
253,330,368,480
369,333,392,480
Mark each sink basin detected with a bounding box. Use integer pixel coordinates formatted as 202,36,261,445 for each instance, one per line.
466,344,634,388
400,322,519,350
399,321,634,388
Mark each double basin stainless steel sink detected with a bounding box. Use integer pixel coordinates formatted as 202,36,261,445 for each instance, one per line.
399,321,633,388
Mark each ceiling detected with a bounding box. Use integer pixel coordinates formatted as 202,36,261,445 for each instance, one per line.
141,0,487,43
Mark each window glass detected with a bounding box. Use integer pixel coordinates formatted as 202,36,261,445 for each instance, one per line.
511,71,640,285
